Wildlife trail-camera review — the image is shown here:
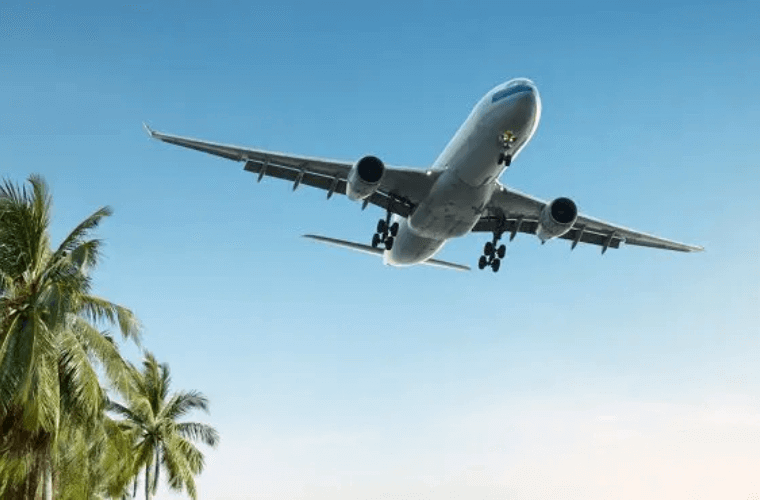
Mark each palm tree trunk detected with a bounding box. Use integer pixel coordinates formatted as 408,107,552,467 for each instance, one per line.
42,458,53,500
152,446,160,494
144,462,151,500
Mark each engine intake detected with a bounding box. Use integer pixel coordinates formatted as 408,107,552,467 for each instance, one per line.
346,155,385,201
536,197,578,241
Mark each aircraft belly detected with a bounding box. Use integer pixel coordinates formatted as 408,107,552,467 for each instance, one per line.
386,219,446,266
408,172,491,240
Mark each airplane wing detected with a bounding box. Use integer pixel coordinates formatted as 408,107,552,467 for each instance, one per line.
473,183,703,253
144,124,439,217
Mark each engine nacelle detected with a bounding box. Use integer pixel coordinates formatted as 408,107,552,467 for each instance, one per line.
346,156,385,201
536,197,578,241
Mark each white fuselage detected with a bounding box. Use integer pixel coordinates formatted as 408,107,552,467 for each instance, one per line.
384,79,541,266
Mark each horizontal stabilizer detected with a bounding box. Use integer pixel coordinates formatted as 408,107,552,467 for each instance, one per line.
303,234,470,272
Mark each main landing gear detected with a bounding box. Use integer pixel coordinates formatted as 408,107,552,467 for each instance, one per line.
478,230,506,273
498,130,515,167
371,209,399,251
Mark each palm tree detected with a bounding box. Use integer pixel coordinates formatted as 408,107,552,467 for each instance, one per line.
0,175,141,498
53,410,138,499
110,353,219,500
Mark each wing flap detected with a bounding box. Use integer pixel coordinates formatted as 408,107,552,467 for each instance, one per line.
479,183,701,253
471,216,624,249
146,125,435,216
242,160,413,217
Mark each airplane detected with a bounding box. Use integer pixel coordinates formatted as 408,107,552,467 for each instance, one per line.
144,78,703,272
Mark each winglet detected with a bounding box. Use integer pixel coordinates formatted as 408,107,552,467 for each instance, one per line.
142,122,156,138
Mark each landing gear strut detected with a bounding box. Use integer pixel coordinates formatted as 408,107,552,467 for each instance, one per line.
478,230,506,273
371,208,399,251
498,130,515,166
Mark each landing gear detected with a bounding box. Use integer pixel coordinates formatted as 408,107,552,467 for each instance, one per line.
498,152,512,167
479,230,506,273
373,208,398,251
498,130,516,166
491,258,501,273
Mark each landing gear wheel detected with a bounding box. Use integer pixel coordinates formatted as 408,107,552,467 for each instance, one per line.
484,241,494,256
498,152,505,165
478,228,506,271
503,154,512,167
372,233,381,248
390,222,399,237
377,219,387,234
384,237,394,251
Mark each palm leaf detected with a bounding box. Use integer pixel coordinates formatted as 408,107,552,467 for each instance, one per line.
161,391,209,420
79,295,142,344
51,206,112,263
0,314,34,415
176,422,219,447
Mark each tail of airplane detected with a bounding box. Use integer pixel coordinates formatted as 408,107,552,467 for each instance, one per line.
302,234,470,272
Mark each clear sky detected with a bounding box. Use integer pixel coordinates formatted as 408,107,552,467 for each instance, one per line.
2,1,759,498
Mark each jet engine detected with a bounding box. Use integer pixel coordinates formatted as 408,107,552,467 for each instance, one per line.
536,197,578,241
346,156,385,201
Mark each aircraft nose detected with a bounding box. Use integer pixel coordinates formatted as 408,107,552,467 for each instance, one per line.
515,85,538,106
511,87,539,122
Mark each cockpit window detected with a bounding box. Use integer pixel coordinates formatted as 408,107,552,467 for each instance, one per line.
491,81,534,103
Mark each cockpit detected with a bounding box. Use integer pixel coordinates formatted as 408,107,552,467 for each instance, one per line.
491,78,537,104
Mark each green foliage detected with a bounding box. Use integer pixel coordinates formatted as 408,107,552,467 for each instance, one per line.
0,175,144,498
1,174,219,499
110,353,219,500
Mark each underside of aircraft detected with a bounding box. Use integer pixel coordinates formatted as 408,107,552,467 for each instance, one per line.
145,78,702,272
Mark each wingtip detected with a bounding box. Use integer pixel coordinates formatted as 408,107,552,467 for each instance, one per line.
142,122,155,138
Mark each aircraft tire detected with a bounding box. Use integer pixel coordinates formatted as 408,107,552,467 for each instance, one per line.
497,245,506,259
372,233,380,248
491,258,501,273
484,241,494,256
385,237,394,251
478,256,487,270
390,222,399,237
377,219,387,234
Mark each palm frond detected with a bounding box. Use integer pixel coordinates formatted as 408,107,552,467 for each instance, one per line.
78,294,142,344
0,315,34,415
160,391,209,421
68,316,132,396
58,329,105,424
140,353,169,414
162,435,200,499
106,399,147,427
176,422,219,447
51,206,112,263
0,176,50,278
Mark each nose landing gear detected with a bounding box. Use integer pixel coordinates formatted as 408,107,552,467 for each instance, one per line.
498,131,516,166
371,209,399,251
478,231,506,273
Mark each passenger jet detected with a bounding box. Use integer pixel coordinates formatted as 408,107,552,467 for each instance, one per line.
145,78,702,272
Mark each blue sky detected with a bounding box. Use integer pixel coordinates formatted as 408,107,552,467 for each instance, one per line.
2,1,759,498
